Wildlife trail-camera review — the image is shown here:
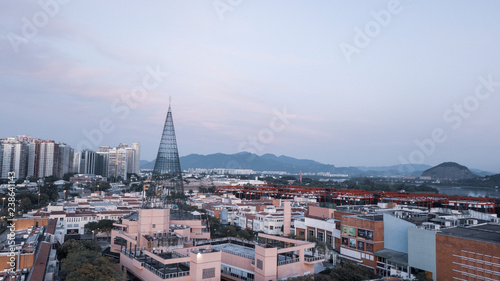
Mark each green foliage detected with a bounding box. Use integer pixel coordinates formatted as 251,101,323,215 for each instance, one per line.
56,239,101,261
44,175,60,183
327,263,377,281
61,248,124,281
414,271,433,281
63,173,75,181
84,222,99,233
57,239,124,280
341,178,438,193
285,275,314,281
85,219,115,236
20,197,32,212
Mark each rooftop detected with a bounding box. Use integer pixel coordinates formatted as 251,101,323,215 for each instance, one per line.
355,214,384,221
170,210,202,220
438,223,500,244
374,248,408,266
124,212,139,221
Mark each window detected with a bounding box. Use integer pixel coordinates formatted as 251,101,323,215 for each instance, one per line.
257,259,263,270
357,241,365,251
342,237,348,246
308,229,314,240
317,231,324,242
327,234,333,246
299,231,305,238
152,224,156,228
270,226,273,230
349,238,356,249
202,268,215,279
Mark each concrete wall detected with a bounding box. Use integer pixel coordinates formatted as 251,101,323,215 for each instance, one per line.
189,251,221,281
254,245,278,281
383,213,415,253
139,208,170,235
307,206,334,219
408,227,436,281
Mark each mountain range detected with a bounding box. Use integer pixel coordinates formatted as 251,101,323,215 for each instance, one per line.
139,152,495,177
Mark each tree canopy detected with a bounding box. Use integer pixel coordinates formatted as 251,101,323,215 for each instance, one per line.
57,239,124,281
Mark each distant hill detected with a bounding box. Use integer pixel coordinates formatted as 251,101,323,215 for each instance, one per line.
180,152,342,174
141,152,351,174
140,154,490,178
140,153,426,176
356,164,432,177
421,162,478,180
458,173,500,187
470,169,495,177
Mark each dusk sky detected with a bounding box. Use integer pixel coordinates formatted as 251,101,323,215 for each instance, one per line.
1,1,500,172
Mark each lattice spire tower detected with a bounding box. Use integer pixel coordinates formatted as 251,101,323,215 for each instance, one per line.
150,99,183,205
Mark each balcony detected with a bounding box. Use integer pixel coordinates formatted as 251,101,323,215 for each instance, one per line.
304,254,325,263
122,249,190,279
277,257,300,266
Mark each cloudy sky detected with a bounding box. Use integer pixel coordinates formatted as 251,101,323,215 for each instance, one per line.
1,0,500,172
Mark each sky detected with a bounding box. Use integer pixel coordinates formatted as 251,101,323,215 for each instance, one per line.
1,0,500,172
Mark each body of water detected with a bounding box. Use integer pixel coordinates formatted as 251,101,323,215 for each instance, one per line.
432,185,500,198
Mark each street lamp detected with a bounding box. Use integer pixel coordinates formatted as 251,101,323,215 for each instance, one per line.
63,190,66,200
92,230,95,241
38,193,40,206
2,197,5,209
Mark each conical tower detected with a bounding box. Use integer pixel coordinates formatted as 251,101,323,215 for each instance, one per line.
150,100,183,206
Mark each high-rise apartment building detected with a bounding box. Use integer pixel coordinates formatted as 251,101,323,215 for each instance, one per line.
36,141,58,178
131,142,140,173
73,150,96,174
95,143,139,180
105,147,128,180
95,151,109,177
0,140,29,179
57,143,74,178
0,136,73,179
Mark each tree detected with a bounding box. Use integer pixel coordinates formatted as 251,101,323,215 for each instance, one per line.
62,249,125,281
236,229,254,240
58,239,124,281
327,262,377,281
57,239,101,261
20,197,32,213
63,172,75,181
414,271,433,281
85,222,99,234
97,219,114,236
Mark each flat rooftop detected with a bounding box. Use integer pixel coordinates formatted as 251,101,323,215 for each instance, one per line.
356,214,384,221
211,243,255,259
123,212,139,221
438,223,500,244
374,248,408,266
170,211,201,220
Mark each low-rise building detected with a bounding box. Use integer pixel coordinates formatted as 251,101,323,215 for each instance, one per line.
112,207,324,281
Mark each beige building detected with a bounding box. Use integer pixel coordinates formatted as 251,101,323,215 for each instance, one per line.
111,208,324,281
